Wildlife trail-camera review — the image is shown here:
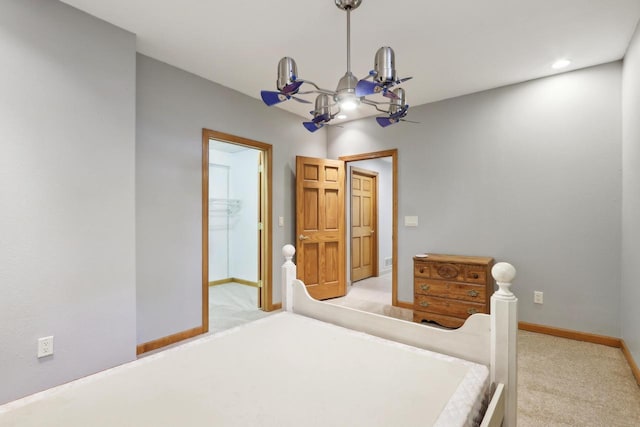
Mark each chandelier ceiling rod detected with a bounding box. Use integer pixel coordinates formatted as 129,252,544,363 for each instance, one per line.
346,8,351,74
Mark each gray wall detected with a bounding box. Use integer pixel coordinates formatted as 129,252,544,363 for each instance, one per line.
0,0,136,404
328,62,623,336
622,22,640,363
136,55,326,344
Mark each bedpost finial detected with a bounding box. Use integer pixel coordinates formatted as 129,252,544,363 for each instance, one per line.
492,262,516,299
283,244,296,261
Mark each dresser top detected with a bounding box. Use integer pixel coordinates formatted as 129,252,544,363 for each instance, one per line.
414,253,494,265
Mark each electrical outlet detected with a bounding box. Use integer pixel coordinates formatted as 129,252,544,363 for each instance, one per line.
534,291,544,304
37,336,54,358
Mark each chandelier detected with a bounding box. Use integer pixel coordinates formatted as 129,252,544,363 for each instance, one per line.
260,0,412,132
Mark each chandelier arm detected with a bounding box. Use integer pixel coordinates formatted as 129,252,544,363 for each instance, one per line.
372,104,390,114
361,99,394,113
360,98,381,105
299,80,337,96
361,98,392,107
316,88,338,96
295,90,335,96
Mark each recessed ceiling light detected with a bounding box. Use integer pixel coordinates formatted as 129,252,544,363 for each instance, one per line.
552,59,571,70
337,114,347,119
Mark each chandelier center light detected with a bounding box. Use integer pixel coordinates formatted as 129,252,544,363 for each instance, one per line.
260,0,413,131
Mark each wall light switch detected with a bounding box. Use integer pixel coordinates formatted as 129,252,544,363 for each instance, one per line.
404,216,418,227
278,216,284,227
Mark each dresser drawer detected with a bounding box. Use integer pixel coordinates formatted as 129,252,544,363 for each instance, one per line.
414,262,430,278
414,295,486,318
414,279,486,302
430,262,465,281
464,265,487,284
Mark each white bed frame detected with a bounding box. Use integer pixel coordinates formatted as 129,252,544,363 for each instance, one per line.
281,245,517,427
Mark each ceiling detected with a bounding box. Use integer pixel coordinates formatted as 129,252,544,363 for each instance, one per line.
61,0,640,123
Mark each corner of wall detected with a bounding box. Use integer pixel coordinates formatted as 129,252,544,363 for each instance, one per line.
621,16,640,367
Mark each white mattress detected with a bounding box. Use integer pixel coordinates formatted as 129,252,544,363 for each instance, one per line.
0,312,489,427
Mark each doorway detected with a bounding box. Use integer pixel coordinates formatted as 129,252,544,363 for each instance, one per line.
202,129,273,334
340,150,398,306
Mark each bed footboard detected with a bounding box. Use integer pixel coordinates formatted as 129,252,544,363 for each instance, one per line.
281,244,517,427
290,278,492,364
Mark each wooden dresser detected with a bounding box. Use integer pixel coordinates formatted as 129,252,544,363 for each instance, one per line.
413,254,495,328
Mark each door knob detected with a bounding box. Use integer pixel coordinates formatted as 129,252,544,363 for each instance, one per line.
299,234,310,241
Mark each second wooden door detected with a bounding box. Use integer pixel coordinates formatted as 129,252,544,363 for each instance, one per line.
351,167,377,282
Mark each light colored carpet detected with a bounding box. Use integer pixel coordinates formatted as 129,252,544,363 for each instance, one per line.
327,274,413,321
330,275,640,426
209,283,271,334
518,330,640,426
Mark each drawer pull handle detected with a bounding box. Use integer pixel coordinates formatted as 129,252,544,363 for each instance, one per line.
419,267,425,273
467,290,479,297
470,273,479,279
420,284,430,291
467,308,478,315
419,301,429,307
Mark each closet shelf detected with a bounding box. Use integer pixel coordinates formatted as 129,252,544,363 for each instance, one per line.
209,198,242,216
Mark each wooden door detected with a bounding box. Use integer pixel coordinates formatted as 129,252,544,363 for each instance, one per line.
351,168,377,282
296,156,346,300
